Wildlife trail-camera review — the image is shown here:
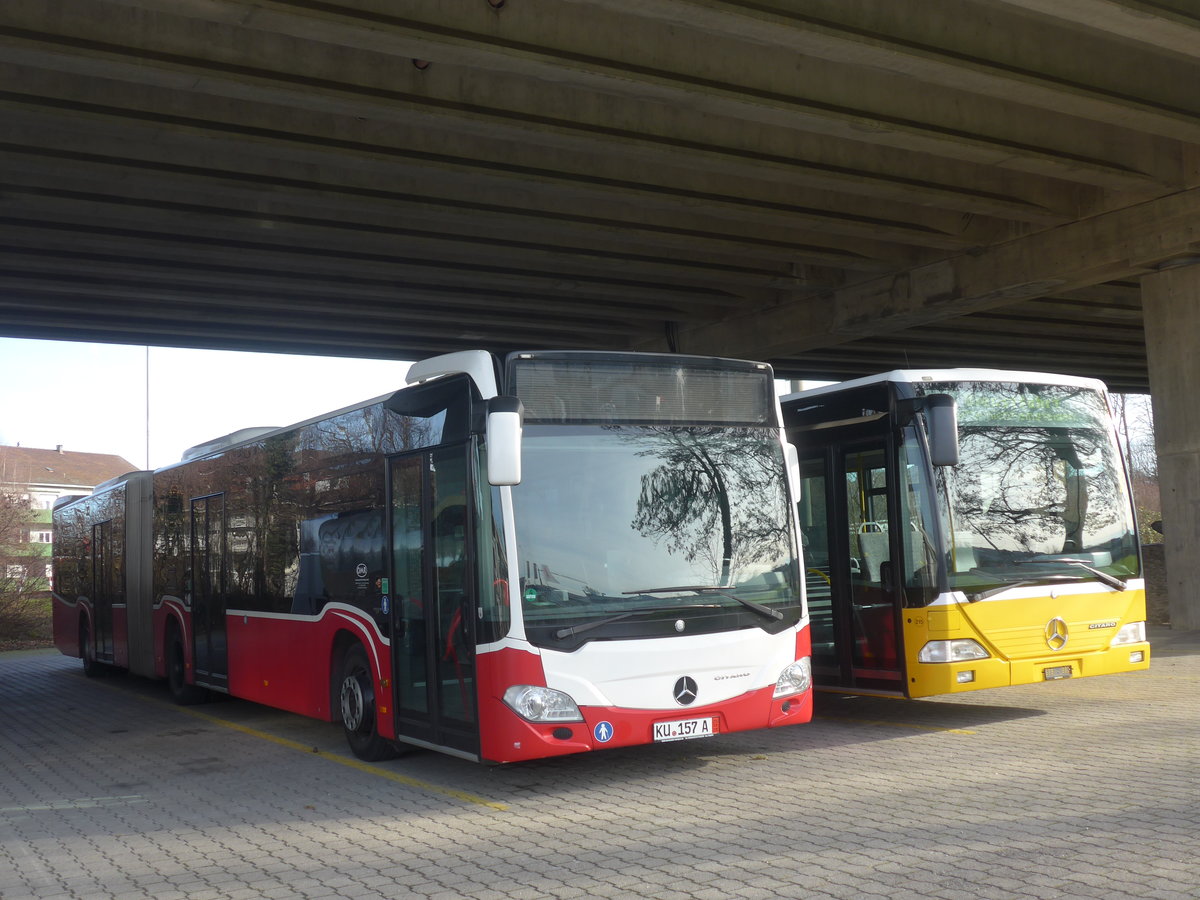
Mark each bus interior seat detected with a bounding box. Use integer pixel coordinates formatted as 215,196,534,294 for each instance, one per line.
952,538,978,573
857,529,889,583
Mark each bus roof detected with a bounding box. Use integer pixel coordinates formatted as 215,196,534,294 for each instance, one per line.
166,391,399,472
781,368,1110,403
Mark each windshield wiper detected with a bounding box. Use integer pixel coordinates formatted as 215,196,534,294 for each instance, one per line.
554,606,711,640
1016,558,1128,592
624,585,784,622
964,570,1082,603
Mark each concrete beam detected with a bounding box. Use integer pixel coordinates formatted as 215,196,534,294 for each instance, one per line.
0,173,896,284
0,228,817,305
0,94,1048,243
994,0,1200,61
3,0,1179,190
573,0,1200,144
0,156,972,266
659,187,1200,358
0,62,1083,227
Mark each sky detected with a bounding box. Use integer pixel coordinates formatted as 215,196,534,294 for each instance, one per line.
0,337,414,470
1,335,1153,475
0,337,821,474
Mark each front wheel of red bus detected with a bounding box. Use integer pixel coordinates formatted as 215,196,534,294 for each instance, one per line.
339,644,398,762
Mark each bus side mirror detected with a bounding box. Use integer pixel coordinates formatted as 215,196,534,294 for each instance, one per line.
784,442,801,501
925,394,959,467
487,396,524,486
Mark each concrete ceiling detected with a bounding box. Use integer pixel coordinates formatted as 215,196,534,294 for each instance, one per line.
3,0,1200,392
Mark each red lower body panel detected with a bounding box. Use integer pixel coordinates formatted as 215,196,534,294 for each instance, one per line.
474,639,813,764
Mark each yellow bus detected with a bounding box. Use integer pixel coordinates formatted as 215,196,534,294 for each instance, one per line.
782,369,1149,697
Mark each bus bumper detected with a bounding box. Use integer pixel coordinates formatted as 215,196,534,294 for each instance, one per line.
907,642,1151,698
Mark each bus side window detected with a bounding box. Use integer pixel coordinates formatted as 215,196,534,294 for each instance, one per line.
900,430,938,606
476,466,511,646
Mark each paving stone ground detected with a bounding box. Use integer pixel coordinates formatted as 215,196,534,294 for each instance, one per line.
1,627,1197,900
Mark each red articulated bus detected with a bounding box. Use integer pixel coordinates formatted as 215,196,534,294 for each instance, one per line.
53,349,812,764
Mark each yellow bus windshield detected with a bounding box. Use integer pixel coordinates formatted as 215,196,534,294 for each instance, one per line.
921,381,1139,596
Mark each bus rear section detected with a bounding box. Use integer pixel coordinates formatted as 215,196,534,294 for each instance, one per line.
52,471,153,679
786,369,1149,699
52,349,812,764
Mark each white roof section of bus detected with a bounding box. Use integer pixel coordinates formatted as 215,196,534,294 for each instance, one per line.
166,391,402,470
181,426,282,462
406,349,499,399
781,368,1109,403
168,350,500,469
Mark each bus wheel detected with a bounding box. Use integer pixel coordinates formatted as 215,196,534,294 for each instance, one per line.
167,630,206,706
80,620,103,678
339,644,397,762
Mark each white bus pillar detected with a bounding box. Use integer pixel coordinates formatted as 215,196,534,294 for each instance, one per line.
1143,263,1200,631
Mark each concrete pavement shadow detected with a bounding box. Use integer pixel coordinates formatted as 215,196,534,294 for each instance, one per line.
1148,624,1200,658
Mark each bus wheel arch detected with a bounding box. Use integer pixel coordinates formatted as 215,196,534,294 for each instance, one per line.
328,631,359,722
79,612,103,678
165,617,205,705
334,638,397,762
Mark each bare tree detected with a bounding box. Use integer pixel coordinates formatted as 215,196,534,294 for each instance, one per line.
0,488,50,643
1112,393,1161,543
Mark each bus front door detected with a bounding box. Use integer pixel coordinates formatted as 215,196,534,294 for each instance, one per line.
190,494,228,690
841,444,903,688
800,442,905,693
388,446,479,758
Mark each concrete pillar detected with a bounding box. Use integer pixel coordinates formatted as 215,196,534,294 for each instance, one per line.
1142,264,1200,631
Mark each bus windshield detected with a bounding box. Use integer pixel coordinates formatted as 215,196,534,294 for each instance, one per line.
922,381,1140,595
511,424,801,648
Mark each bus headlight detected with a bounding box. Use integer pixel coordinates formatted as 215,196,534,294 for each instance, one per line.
773,658,812,698
918,639,989,663
503,685,584,723
1110,621,1146,646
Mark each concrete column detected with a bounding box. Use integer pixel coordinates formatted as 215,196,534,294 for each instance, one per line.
1142,264,1200,631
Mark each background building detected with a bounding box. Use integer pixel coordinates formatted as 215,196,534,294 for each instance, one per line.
0,445,136,589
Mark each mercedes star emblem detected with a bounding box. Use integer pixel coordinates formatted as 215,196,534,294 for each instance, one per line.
1045,617,1069,651
673,676,698,706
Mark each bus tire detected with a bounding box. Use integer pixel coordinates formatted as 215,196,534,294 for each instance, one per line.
80,618,104,678
339,643,397,762
167,627,206,706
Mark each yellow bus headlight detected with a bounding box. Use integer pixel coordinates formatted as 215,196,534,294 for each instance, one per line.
1109,621,1146,646
918,639,989,663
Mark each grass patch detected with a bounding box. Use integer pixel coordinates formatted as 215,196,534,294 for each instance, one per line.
0,592,54,651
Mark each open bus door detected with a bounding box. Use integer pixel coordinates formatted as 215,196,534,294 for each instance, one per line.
388,445,480,758
800,440,907,694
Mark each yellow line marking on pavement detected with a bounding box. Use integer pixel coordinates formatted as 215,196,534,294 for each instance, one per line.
179,707,508,811
126,692,507,811
816,715,975,735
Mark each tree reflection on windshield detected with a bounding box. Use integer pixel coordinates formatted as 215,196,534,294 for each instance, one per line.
924,382,1138,586
512,425,798,641
622,426,792,588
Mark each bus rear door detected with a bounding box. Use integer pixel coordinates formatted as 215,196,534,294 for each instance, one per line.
90,520,115,664
190,493,228,690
